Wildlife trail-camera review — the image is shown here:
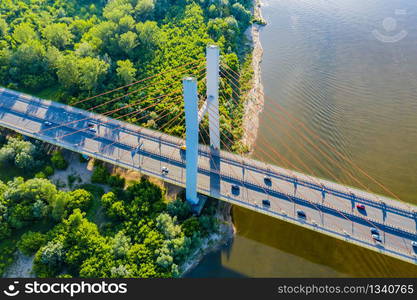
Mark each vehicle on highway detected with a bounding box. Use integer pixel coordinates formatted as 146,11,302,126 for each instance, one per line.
262,199,271,207
43,121,52,126
161,166,169,175
264,176,272,186
88,127,96,133
356,203,365,210
370,227,379,236
411,241,417,248
372,234,382,243
231,184,240,195
180,144,186,151
297,210,306,218
87,122,94,127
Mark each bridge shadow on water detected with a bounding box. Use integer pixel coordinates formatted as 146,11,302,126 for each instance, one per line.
228,206,417,277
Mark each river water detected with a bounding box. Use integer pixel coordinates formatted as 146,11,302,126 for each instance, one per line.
187,0,417,277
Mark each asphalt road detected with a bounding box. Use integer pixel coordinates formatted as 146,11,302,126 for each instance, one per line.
0,87,416,264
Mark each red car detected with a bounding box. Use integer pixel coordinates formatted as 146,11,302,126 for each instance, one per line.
356,204,365,210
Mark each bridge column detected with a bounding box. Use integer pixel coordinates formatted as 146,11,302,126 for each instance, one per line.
206,45,220,150
183,77,199,205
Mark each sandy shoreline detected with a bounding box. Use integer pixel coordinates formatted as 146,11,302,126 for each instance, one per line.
242,0,266,152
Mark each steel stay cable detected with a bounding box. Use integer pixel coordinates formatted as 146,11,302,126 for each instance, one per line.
72,57,205,106
221,61,403,205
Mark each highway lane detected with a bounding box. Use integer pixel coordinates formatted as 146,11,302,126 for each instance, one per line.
0,87,417,264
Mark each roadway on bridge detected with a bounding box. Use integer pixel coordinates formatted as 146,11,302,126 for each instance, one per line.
0,87,416,264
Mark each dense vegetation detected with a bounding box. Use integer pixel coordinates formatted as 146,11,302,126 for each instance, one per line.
0,0,254,152
0,136,220,277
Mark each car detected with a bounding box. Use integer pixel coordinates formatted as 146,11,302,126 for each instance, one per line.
161,166,169,174
411,241,417,247
372,234,382,243
262,199,271,207
43,121,52,126
88,127,96,133
180,144,186,151
264,176,272,185
231,184,240,195
356,203,365,210
87,122,94,127
370,228,379,236
296,210,306,218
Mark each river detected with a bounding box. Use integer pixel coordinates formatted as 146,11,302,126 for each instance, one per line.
186,0,417,277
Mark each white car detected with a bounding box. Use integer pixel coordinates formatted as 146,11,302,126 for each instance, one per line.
44,121,52,126
161,166,169,174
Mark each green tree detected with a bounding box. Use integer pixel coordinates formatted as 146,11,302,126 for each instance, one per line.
116,60,136,84
12,23,37,44
17,231,46,255
42,23,74,49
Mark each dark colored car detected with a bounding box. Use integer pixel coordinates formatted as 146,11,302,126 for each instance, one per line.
264,176,272,186
262,199,271,207
370,227,379,236
297,210,306,218
231,184,240,195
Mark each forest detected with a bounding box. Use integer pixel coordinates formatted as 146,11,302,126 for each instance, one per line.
0,134,220,277
0,0,255,152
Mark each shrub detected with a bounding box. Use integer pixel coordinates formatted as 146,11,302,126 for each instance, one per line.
17,231,47,255
51,151,68,170
91,165,110,184
43,165,54,177
107,174,125,188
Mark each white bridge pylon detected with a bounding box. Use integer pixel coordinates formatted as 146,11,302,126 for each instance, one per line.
183,45,220,205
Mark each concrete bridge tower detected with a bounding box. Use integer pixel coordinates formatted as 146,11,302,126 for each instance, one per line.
183,45,220,205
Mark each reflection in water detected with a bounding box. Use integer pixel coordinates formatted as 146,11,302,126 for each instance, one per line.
188,0,417,277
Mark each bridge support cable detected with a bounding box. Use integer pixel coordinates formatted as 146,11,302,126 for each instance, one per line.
218,64,403,238
221,62,403,207
220,64,384,205
217,67,390,234
56,90,181,140
71,57,205,107
38,63,206,135
183,77,199,205
218,71,355,200
202,104,344,231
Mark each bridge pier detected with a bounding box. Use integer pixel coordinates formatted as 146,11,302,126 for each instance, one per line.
206,45,220,150
183,77,199,205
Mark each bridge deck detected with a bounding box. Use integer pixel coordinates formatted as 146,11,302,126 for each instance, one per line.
0,87,416,265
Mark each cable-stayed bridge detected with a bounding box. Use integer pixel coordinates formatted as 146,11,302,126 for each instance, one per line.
0,45,416,265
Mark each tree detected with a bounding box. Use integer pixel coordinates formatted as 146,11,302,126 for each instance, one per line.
42,23,74,49
91,164,110,184
78,57,109,91
12,23,37,44
135,0,155,21
67,189,93,212
116,60,136,84
17,231,46,255
56,55,80,90
118,31,138,56
51,151,68,170
0,19,8,38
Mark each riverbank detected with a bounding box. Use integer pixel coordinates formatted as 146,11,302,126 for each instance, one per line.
180,0,267,276
242,0,266,153
181,201,235,276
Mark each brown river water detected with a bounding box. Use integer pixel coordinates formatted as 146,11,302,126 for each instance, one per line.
187,0,417,277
